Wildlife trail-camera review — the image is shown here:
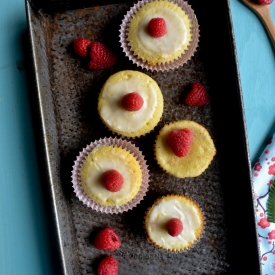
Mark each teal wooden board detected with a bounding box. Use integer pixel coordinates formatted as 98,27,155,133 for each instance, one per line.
230,0,275,165
0,1,58,274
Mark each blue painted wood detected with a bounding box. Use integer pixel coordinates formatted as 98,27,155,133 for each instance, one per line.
0,1,60,274
230,0,275,165
0,0,274,274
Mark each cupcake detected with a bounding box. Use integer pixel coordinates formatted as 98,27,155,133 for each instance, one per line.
98,70,164,138
154,120,216,178
119,0,199,71
71,137,150,214
144,194,204,251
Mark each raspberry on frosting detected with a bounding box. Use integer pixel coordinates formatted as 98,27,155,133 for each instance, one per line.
166,218,183,237
147,17,167,38
102,169,124,192
121,92,144,111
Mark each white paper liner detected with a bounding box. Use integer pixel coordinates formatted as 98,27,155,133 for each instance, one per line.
119,0,200,72
71,137,150,214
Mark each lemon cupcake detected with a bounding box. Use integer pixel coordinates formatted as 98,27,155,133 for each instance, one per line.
144,194,204,251
98,70,164,138
72,137,150,214
154,120,216,178
120,0,199,71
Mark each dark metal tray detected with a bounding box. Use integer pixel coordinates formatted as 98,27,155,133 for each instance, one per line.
25,0,262,274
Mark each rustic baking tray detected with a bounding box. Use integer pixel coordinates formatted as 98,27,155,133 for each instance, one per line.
25,0,262,274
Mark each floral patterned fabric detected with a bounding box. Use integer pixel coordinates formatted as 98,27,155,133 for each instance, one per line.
253,135,275,274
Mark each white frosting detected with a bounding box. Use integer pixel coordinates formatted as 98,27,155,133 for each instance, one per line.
147,198,202,249
82,148,140,205
100,75,157,132
138,8,187,57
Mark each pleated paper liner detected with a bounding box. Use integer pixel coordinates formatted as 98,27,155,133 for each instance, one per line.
119,0,200,72
71,137,150,214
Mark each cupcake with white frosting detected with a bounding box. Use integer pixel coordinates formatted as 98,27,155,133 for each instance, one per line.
119,0,199,71
71,137,150,214
98,70,164,138
144,194,204,251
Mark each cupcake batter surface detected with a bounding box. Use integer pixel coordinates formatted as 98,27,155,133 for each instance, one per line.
155,120,216,178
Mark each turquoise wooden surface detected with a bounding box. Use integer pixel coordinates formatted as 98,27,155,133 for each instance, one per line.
0,0,60,274
0,0,274,274
231,0,275,165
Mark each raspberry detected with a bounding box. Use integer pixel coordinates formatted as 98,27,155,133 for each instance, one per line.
185,82,208,107
121,92,144,111
167,128,193,157
93,228,121,251
166,218,183,237
102,170,124,192
255,0,273,4
73,38,92,57
147,18,167,38
97,256,118,275
88,42,117,70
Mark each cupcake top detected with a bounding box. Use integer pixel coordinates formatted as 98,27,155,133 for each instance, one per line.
128,0,192,65
98,70,163,137
72,137,150,214
120,0,199,71
155,120,216,178
145,194,204,251
81,145,142,206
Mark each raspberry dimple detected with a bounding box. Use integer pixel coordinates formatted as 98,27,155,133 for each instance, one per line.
185,82,208,107
166,218,183,237
121,92,144,111
93,227,121,251
167,128,193,157
102,169,124,192
97,255,118,275
88,42,117,70
73,37,92,57
147,17,167,38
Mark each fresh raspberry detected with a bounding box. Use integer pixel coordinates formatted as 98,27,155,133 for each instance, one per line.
73,38,92,57
166,218,183,237
255,0,273,4
88,42,117,70
102,170,124,192
185,82,208,107
121,92,144,111
93,228,121,251
167,128,193,157
97,256,118,275
147,17,167,38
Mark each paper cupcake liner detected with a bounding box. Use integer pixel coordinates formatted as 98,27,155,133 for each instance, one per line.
144,194,205,252
71,137,150,214
119,0,200,72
